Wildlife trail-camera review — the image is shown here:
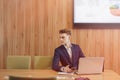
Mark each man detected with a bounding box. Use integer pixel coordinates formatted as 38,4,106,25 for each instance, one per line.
52,29,85,72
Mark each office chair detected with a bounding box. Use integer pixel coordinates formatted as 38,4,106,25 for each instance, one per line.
9,76,56,80
34,56,53,69
6,56,31,69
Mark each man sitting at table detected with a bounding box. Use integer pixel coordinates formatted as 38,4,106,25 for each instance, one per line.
52,29,85,73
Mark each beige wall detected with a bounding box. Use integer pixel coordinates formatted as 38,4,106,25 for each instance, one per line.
0,0,120,74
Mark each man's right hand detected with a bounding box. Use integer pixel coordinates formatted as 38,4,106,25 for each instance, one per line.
62,65,73,73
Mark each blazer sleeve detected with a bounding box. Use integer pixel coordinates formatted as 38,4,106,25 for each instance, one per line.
78,45,85,57
52,49,62,71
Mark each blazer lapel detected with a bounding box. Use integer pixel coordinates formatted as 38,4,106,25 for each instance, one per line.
61,45,72,64
71,44,75,64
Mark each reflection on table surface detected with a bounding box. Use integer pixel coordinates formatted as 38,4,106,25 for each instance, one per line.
0,69,120,80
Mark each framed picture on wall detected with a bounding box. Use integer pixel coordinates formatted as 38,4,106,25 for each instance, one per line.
74,0,120,23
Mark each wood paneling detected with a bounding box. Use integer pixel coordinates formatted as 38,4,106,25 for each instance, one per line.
0,0,120,74
0,0,3,69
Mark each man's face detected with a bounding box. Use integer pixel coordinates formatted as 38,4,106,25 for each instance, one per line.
59,33,70,45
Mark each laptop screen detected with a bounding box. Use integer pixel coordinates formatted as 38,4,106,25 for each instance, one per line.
77,57,104,74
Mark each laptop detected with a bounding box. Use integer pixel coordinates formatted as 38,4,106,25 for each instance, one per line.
77,57,104,74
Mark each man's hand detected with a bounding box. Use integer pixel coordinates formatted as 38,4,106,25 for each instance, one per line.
63,65,72,73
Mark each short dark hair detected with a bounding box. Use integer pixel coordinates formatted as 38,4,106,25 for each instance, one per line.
59,29,71,35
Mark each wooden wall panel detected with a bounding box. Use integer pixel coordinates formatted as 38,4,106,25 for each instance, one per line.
0,0,3,68
0,0,120,74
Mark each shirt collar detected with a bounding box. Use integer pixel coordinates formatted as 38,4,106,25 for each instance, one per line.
64,43,72,49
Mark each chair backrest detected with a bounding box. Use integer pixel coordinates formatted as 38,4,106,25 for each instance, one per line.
6,56,31,69
9,76,56,80
34,56,53,69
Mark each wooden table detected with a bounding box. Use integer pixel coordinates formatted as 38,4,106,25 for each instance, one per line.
0,69,120,80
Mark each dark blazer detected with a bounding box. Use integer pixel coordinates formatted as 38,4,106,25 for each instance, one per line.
52,44,85,71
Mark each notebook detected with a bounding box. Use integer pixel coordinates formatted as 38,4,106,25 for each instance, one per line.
77,57,104,74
